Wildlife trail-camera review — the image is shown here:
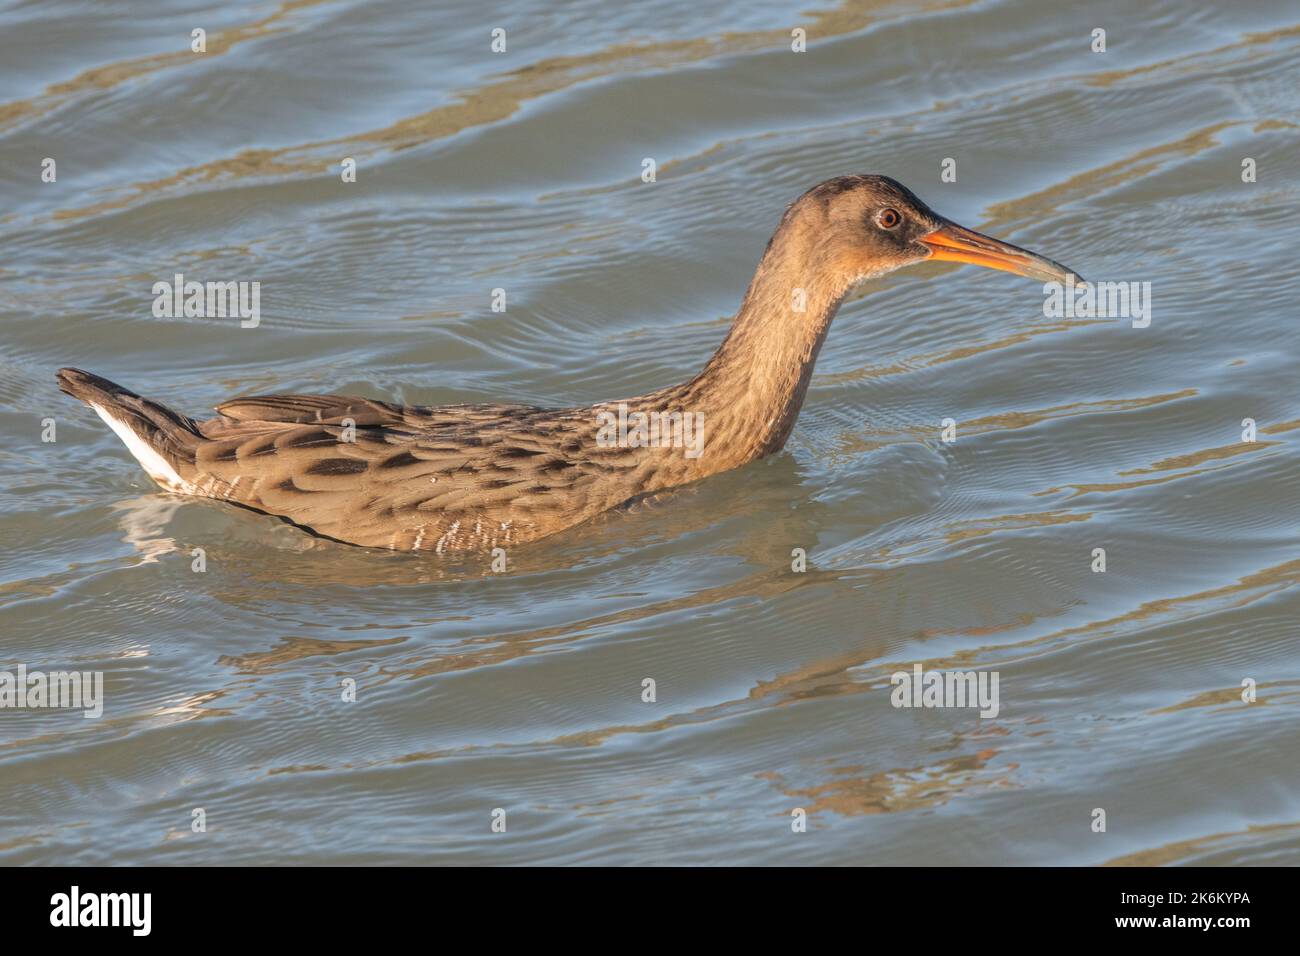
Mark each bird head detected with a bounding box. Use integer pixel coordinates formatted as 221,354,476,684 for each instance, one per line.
790,174,1084,288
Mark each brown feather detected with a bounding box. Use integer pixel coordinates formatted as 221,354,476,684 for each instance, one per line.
57,176,1077,553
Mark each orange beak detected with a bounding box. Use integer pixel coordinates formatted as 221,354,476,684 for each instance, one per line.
920,221,1084,285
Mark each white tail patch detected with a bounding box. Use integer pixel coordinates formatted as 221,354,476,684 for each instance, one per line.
91,403,191,494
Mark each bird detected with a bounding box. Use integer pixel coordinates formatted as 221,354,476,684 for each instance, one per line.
58,175,1082,554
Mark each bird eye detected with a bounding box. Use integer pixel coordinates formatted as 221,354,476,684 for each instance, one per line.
877,208,902,229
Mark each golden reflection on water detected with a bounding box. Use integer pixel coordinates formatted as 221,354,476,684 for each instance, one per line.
218,635,409,675
1151,680,1300,715
822,319,1104,386
846,388,1195,454
762,746,1015,817
0,0,330,133
32,0,977,224
1085,23,1300,89
1103,821,1300,867
1039,428,1288,498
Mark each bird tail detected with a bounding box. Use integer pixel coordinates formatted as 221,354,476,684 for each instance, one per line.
56,367,201,492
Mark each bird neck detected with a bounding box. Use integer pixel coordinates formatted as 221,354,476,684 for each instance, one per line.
664,222,852,474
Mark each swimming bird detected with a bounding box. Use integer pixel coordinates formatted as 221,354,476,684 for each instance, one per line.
58,175,1082,554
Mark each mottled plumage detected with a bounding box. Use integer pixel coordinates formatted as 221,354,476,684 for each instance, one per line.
58,176,1081,553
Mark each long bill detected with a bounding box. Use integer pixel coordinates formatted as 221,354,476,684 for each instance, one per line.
920,221,1085,285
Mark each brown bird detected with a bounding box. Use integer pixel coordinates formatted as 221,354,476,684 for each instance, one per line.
58,175,1082,554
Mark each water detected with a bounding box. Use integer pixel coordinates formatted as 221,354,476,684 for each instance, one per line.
2,0,1298,865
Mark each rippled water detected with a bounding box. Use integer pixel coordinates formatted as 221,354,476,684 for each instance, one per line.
2,0,1299,865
